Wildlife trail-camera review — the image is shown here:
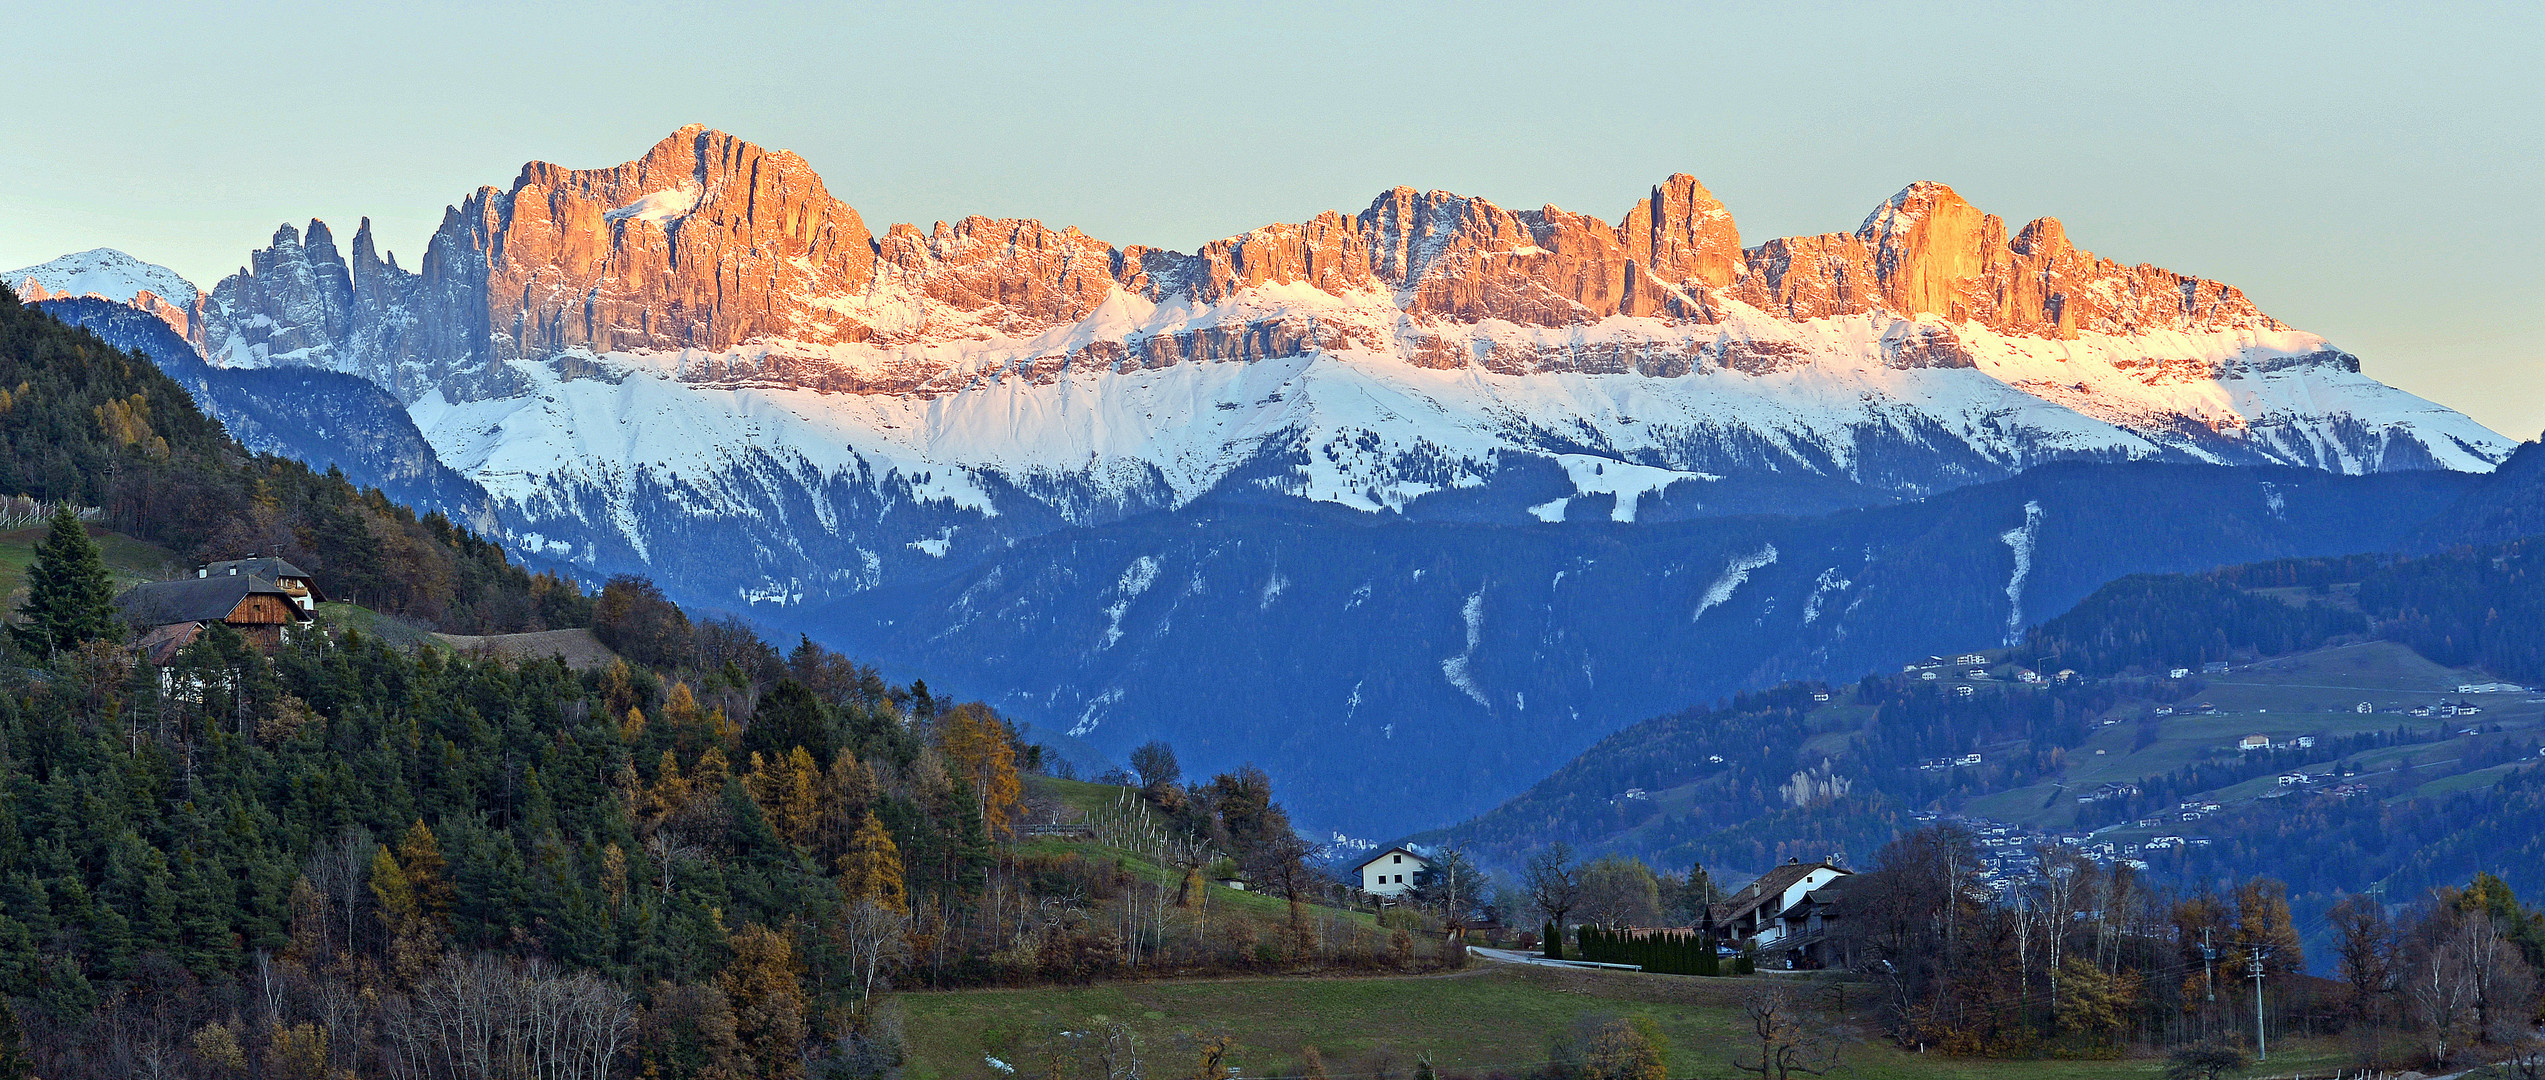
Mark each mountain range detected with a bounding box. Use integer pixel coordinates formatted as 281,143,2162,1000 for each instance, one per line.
7,126,2519,836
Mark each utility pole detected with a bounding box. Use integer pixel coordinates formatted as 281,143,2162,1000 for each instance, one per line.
2248,948,2270,1062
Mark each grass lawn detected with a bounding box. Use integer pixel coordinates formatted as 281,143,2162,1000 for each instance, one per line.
0,523,178,611
1016,778,1384,933
890,962,2348,1080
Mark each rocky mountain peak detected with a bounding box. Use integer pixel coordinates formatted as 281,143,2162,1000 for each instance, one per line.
191,127,2310,403
5,248,208,341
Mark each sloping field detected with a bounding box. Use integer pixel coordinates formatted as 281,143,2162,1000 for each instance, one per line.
432,627,617,670
888,962,2348,1080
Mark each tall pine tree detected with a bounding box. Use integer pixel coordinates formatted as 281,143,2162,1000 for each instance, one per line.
10,506,119,655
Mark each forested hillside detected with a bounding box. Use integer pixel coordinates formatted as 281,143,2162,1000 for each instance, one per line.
2033,534,2545,683
0,283,1450,1078
1434,525,2545,945
30,295,501,537
0,285,576,633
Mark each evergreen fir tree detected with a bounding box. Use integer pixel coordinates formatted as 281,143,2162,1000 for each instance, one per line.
9,506,119,655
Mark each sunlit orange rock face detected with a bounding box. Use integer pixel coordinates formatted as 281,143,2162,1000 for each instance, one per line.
1733,181,2282,339
442,125,878,360
209,128,2287,394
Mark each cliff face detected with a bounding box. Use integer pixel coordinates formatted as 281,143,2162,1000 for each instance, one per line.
198,128,2287,401
1734,182,2280,338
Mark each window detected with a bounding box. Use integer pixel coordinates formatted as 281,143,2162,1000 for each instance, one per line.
1392,854,1402,864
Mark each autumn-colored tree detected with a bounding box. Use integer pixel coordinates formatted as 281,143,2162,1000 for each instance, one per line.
1186,1033,1237,1080
369,843,437,985
2232,877,2305,974
837,812,908,915
663,682,720,759
621,703,648,743
774,747,822,848
2172,891,2235,1010
938,703,1020,838
600,657,638,718
2054,957,2139,1043
189,1021,246,1078
397,820,453,923
746,748,825,848
268,1021,331,1080
816,752,877,861
639,981,747,1080
719,924,808,1080
645,751,696,827
693,746,734,798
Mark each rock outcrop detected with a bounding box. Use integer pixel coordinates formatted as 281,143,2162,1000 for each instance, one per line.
1732,181,2281,338
193,128,2291,401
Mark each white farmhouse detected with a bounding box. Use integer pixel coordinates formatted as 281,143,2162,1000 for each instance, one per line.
1704,858,1854,967
1353,846,1430,899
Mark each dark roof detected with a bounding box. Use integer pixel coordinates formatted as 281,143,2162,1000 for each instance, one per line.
117,575,308,627
134,622,203,665
1778,885,1855,920
200,556,314,581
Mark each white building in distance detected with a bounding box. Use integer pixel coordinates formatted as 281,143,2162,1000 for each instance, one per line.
1354,846,1430,898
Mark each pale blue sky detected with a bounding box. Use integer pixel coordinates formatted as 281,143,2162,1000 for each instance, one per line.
4,1,2539,436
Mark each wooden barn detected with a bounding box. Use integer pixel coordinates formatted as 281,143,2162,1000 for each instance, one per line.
117,573,311,662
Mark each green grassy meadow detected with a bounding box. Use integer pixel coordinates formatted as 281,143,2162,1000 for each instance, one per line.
888,962,2351,1080
0,523,178,612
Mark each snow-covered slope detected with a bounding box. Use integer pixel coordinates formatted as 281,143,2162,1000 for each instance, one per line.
8,248,209,341
8,247,199,309
373,286,2501,607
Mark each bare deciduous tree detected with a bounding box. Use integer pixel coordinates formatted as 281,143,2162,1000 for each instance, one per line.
1525,843,1582,930
842,899,913,1002
379,954,633,1080
1729,986,1837,1080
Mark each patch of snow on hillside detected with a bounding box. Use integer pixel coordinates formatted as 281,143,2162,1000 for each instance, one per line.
1440,587,1489,707
1545,455,1717,522
1999,500,2044,646
1068,687,1122,737
1801,567,1852,625
1693,545,1778,623
1099,556,1160,650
